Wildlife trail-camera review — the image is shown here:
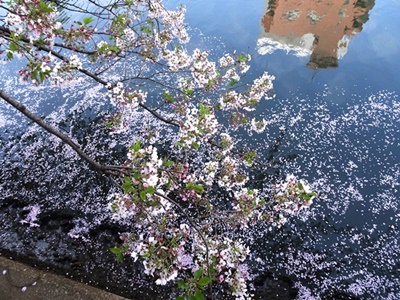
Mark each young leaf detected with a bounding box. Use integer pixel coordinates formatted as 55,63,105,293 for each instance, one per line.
131,141,141,152
194,184,204,194
145,186,155,195
298,182,304,190
229,79,238,86
197,277,212,287
109,247,124,262
194,290,205,300
6,51,13,60
193,269,203,279
39,72,45,83
122,177,134,193
164,91,175,103
208,263,214,275
83,17,94,25
164,160,174,167
177,279,188,290
9,42,18,52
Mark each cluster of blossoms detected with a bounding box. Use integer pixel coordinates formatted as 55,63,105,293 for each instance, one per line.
219,90,247,111
4,13,23,33
162,48,192,72
108,193,137,220
191,49,219,89
115,217,190,286
219,53,236,68
16,52,84,84
231,188,262,228
228,175,316,230
222,68,241,82
219,132,235,153
107,82,147,107
4,0,61,47
248,72,275,101
95,40,120,58
177,77,195,92
250,118,268,133
157,4,189,44
218,156,248,190
178,105,219,148
268,175,316,226
238,57,251,74
218,71,274,114
68,55,83,70
199,161,219,187
114,28,137,50
194,236,252,299
126,144,165,189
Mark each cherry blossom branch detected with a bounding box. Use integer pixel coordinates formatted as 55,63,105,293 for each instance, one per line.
154,191,213,298
2,26,180,127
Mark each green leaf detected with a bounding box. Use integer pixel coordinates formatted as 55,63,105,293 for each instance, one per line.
122,177,134,193
197,277,212,287
192,142,200,149
83,17,94,25
176,297,185,300
199,104,210,115
9,42,18,51
193,184,204,194
298,182,304,190
141,26,152,34
177,279,188,290
229,79,238,86
131,141,141,152
164,91,175,103
133,171,139,180
237,53,248,63
109,247,120,254
183,88,193,96
110,202,118,212
193,269,203,280
108,45,121,53
109,247,124,263
39,72,45,83
194,290,205,300
6,51,13,60
208,263,214,275
164,160,174,167
31,71,37,81
146,186,155,194
39,1,54,13
140,190,147,200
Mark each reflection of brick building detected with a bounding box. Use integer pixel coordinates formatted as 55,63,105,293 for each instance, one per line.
259,0,375,68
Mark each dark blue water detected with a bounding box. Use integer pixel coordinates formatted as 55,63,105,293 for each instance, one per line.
172,0,400,298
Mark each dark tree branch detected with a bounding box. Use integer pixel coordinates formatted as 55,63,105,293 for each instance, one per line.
0,89,121,175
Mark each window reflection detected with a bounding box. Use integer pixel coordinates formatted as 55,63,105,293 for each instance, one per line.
258,0,375,68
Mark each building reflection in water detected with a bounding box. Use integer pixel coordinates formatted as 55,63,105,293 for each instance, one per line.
258,0,375,68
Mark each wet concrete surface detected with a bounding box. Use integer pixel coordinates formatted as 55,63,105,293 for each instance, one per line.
0,256,129,300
